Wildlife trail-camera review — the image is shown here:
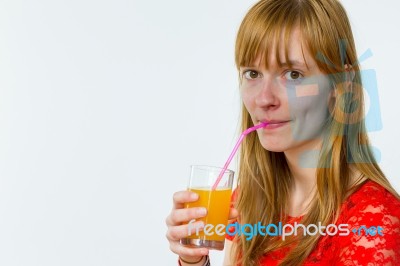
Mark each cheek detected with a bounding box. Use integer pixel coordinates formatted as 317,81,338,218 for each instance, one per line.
289,98,329,141
287,79,332,139
288,77,332,115
290,90,329,113
240,89,255,112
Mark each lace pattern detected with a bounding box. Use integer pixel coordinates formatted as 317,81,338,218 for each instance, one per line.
227,181,400,265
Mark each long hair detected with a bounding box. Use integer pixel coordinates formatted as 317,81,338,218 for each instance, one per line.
232,0,400,265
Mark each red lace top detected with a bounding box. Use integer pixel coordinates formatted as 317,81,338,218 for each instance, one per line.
226,180,400,265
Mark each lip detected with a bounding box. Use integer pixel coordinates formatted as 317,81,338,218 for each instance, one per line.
259,120,291,129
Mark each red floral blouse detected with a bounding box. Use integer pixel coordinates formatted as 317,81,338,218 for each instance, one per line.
226,180,400,265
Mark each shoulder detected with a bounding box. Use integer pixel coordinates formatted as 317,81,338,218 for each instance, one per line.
334,180,400,265
339,180,400,224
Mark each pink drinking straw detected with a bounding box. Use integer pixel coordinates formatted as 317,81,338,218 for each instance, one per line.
212,122,268,190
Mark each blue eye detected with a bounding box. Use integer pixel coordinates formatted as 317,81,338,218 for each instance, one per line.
284,71,303,81
243,70,261,80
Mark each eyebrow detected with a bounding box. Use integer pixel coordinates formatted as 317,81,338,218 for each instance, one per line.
280,60,308,68
240,59,309,69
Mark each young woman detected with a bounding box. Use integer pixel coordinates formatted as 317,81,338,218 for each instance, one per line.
166,0,400,265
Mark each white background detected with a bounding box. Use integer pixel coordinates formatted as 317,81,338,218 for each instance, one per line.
0,1,399,265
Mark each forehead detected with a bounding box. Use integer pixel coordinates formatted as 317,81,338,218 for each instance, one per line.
240,27,317,70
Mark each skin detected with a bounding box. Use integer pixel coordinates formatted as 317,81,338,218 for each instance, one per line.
166,27,361,265
222,26,364,265
239,27,333,217
165,190,238,264
223,27,333,265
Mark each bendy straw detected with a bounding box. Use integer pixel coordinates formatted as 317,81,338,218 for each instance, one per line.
212,122,268,190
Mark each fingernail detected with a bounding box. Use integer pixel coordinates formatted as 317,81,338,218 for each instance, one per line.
197,208,207,216
190,193,199,200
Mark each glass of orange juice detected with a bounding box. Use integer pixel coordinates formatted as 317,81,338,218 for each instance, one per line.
180,165,234,250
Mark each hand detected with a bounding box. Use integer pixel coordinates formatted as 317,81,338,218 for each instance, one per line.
165,190,238,263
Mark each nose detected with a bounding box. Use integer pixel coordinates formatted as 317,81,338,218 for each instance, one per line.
255,75,279,109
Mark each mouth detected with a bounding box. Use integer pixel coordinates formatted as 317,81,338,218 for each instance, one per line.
258,120,291,129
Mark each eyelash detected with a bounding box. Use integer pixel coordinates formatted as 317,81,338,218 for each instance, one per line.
242,69,261,80
241,69,304,82
283,70,304,82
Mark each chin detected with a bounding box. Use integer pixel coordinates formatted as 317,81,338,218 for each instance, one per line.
259,140,287,153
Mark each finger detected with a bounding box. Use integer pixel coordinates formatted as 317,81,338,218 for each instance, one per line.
169,241,209,258
166,221,205,241
172,191,199,209
228,207,239,220
166,207,207,226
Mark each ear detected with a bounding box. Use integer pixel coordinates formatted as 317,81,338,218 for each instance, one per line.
344,64,355,82
329,88,336,99
329,64,355,103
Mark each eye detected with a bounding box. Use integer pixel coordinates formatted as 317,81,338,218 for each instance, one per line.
284,70,303,81
243,70,261,80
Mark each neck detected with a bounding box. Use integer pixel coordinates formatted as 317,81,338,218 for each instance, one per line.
284,139,322,216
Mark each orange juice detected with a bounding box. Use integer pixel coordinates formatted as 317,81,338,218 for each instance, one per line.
184,187,232,242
